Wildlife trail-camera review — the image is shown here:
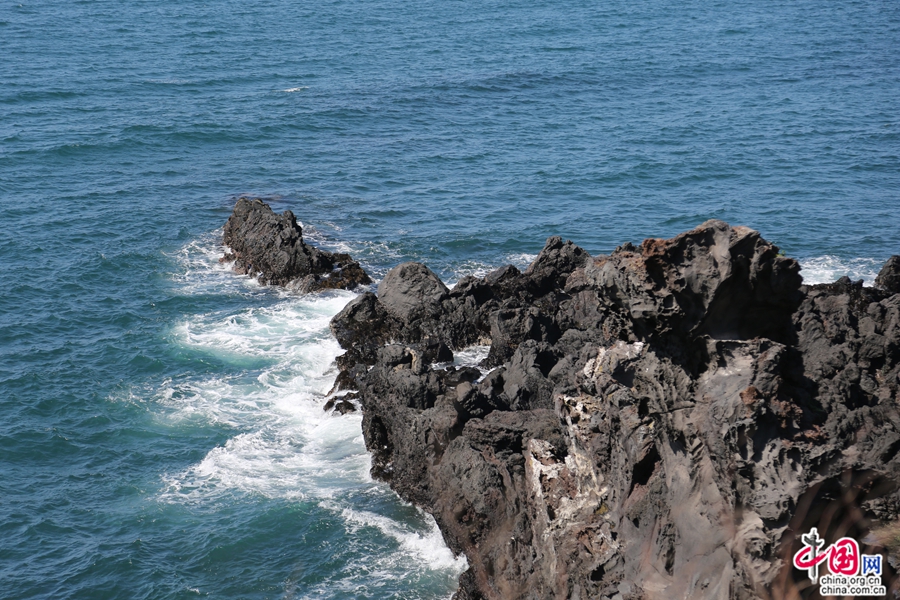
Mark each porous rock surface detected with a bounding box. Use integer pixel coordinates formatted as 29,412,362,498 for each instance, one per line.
329,220,900,599
222,197,371,292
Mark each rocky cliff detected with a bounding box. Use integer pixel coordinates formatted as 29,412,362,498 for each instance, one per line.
327,220,900,599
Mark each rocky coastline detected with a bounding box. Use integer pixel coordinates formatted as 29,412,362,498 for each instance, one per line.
223,200,900,599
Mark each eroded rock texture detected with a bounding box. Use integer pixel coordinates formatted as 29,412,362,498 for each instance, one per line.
329,220,900,599
222,197,371,292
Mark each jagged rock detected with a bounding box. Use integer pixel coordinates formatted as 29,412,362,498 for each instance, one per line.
876,255,900,294
324,395,358,415
222,197,371,291
329,292,400,367
523,235,590,294
591,221,802,345
328,220,900,599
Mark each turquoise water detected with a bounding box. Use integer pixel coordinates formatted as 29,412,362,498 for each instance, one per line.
1,1,898,598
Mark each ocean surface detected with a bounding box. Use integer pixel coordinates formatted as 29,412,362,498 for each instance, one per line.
1,0,898,598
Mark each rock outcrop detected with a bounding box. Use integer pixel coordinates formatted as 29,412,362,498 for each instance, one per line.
222,197,371,292
329,220,900,599
877,256,900,295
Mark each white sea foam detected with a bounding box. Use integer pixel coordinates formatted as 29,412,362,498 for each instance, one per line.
159,289,367,502
798,255,883,286
336,504,464,571
449,260,496,281
169,229,264,297
301,226,402,281
452,344,491,368
450,252,541,283
443,251,541,287
507,252,538,270
173,294,351,361
156,234,466,592
282,86,309,92
145,78,194,85
291,494,466,600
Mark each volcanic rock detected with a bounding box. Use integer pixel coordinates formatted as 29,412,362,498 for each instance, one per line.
222,197,371,292
876,255,900,294
329,220,900,599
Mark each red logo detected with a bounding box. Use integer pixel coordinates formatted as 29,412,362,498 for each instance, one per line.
793,529,860,579
828,539,860,576
792,528,885,596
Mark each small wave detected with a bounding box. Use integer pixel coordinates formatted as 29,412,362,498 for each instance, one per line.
300,227,404,281
282,86,309,93
451,345,490,368
444,252,541,286
289,497,467,599
172,294,352,362
169,230,262,296
798,255,883,286
159,289,364,502
449,260,496,281
156,358,369,502
143,78,195,85
335,504,465,571
433,344,494,381
160,419,369,503
507,252,538,270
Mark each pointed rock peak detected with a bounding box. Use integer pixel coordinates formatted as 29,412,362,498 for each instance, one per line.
875,255,900,294
525,236,590,277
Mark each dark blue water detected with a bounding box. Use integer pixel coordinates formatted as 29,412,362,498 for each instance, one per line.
2,1,898,598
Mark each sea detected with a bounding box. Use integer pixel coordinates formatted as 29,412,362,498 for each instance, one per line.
1,0,898,598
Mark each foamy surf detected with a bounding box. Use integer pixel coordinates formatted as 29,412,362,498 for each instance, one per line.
156,234,467,596
336,504,464,571
798,255,884,286
451,345,491,368
292,492,466,600
170,229,264,297
158,289,368,503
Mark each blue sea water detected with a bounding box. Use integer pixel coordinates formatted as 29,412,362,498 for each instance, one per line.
1,0,898,598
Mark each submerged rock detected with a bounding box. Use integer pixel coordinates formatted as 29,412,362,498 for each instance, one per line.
329,220,900,599
222,197,371,292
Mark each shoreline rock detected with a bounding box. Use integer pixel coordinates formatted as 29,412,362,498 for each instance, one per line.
329,220,900,599
221,197,372,293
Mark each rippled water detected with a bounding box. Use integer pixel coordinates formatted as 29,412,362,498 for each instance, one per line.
1,0,898,598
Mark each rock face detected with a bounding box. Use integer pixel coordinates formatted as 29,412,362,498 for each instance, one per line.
877,256,900,294
222,197,371,292
329,220,900,599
